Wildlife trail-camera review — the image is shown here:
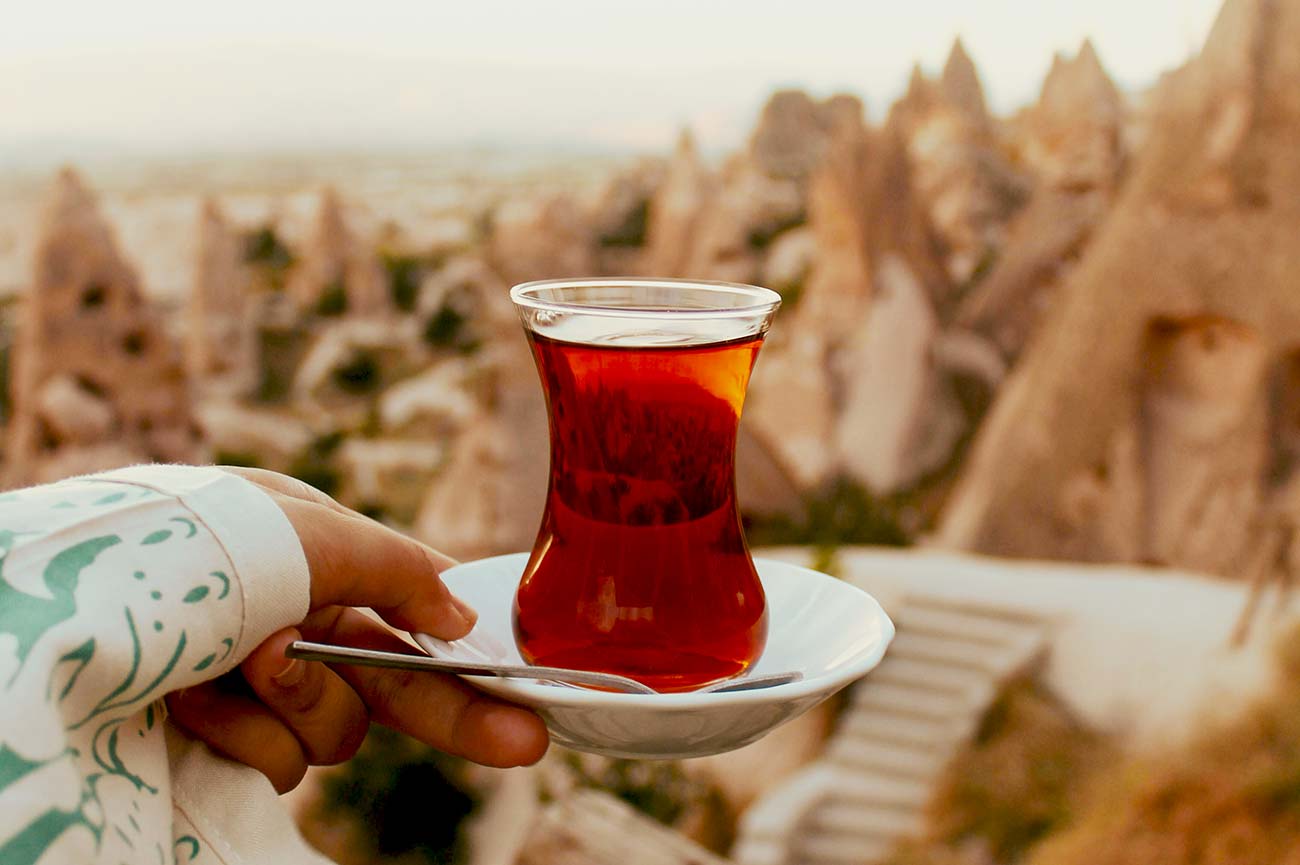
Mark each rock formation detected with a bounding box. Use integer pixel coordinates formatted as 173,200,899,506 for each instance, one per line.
795,105,874,342
188,198,257,394
334,438,443,524
893,40,1029,296
413,411,521,560
682,155,804,284
488,195,595,286
745,332,840,489
1021,40,1125,192
416,254,515,349
412,334,547,559
5,169,203,485
748,90,862,183
291,318,426,422
938,0,1300,580
644,131,715,278
834,255,965,493
939,38,992,132
958,41,1126,358
588,158,664,274
286,188,389,317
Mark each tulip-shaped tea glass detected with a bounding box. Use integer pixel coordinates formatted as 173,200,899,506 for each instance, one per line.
510,279,781,693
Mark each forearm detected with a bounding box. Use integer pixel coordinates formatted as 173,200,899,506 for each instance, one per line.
0,465,310,864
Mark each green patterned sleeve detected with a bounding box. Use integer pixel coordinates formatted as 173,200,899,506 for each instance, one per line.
0,465,311,865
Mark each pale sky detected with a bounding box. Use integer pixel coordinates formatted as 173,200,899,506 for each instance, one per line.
1,0,1225,159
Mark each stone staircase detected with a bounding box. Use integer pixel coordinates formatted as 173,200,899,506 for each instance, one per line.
733,593,1049,865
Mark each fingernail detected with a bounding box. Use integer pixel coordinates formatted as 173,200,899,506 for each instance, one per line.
451,595,478,629
272,657,306,688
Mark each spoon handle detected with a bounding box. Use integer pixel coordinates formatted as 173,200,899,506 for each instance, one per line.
285,640,657,694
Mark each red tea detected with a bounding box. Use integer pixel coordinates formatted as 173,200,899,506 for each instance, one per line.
513,331,768,692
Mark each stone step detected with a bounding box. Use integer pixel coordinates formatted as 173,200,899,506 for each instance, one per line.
902,592,1048,626
849,681,976,720
825,738,953,779
886,631,1040,677
729,840,784,865
795,770,933,810
896,605,1045,647
792,833,897,865
867,657,997,696
809,800,927,839
838,711,972,750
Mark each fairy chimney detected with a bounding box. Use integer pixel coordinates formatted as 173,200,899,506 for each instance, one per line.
645,130,715,277
939,37,992,131
411,324,546,559
795,110,874,342
956,42,1127,358
188,198,257,394
5,169,203,485
287,188,389,317
1014,40,1126,193
938,0,1300,579
748,90,840,181
834,255,965,493
892,41,1029,293
488,194,596,285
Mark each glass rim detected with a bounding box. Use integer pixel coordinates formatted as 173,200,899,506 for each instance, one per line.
510,278,782,320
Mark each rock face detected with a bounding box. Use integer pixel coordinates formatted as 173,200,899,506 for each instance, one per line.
292,318,426,421
939,37,992,132
413,335,547,559
287,188,389,317
796,107,874,342
958,41,1127,358
489,196,595,286
938,0,1300,580
748,92,977,494
6,170,203,485
834,256,964,493
188,198,257,394
589,158,664,274
683,155,805,285
1021,40,1125,192
894,41,1029,294
645,131,715,277
413,412,518,560
417,254,515,349
748,90,861,182
745,333,839,489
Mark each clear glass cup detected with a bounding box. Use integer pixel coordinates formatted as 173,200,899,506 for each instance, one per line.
510,279,781,692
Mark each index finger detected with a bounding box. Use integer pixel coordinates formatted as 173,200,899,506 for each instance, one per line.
317,608,549,768
273,494,474,639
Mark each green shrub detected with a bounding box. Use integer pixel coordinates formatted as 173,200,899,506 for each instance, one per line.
598,199,650,248
932,677,1112,862
745,476,910,550
212,450,262,469
287,432,345,496
316,279,348,316
243,225,294,270
319,727,478,865
1026,624,1300,865
383,253,424,312
331,350,381,395
747,212,806,251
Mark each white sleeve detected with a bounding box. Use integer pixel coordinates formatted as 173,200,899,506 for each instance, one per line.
0,464,325,865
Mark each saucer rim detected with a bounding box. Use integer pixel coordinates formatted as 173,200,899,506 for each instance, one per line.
415,553,895,709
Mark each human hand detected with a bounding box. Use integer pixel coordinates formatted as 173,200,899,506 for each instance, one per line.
166,467,549,793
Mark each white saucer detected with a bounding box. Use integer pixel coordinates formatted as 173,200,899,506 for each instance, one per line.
414,553,894,759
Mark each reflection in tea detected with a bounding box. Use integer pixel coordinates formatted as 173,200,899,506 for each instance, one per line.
513,332,768,692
